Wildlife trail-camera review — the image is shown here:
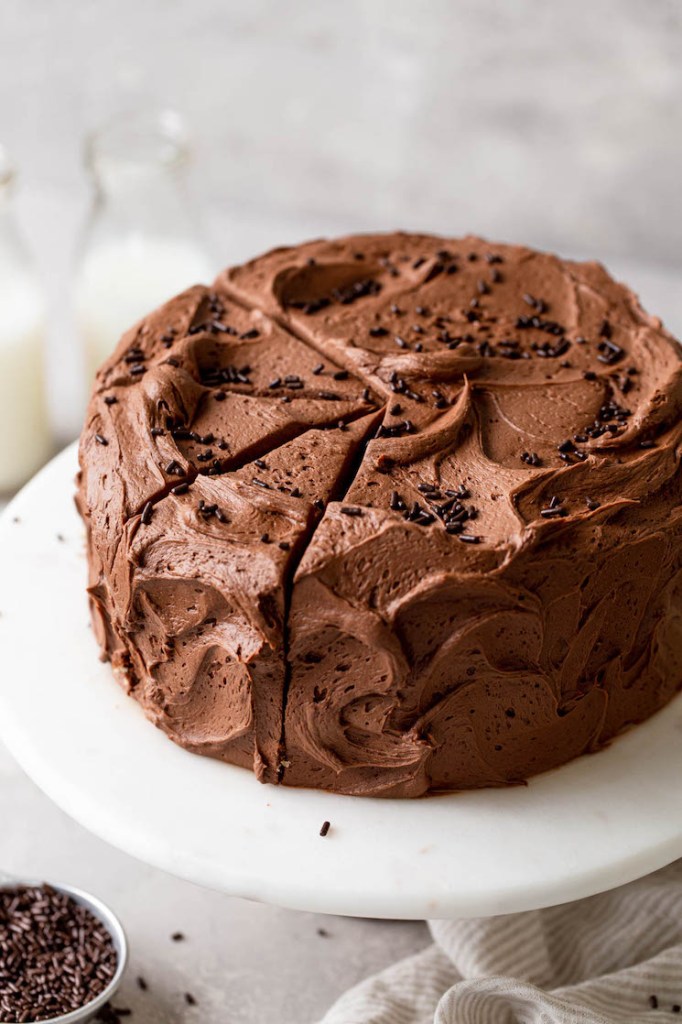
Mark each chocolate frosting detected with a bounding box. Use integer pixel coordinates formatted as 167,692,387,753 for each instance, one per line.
78,232,682,796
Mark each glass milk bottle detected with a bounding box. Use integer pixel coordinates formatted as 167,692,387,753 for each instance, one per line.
74,110,213,382
0,147,51,495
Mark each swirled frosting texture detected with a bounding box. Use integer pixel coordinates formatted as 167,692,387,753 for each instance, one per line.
78,232,682,796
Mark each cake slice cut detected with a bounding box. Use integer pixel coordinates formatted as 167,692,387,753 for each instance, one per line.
78,284,380,627
218,234,499,427
91,412,380,781
282,383,669,796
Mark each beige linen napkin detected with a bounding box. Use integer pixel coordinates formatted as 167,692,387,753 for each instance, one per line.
321,861,682,1023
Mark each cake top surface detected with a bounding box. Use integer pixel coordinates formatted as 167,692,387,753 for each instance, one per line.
227,232,682,559
83,231,682,570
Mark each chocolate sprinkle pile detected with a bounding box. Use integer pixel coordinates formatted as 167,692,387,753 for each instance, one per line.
389,482,479,539
0,884,117,1022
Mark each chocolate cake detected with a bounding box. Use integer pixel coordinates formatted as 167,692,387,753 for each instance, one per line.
77,233,682,797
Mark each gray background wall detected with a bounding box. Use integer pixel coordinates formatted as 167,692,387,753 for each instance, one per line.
1,0,681,436
3,0,682,266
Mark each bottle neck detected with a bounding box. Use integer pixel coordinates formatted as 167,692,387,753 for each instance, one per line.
91,160,198,237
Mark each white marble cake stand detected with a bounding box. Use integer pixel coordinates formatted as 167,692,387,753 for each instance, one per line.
0,443,681,921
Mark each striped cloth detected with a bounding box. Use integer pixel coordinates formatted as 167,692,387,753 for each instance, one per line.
321,861,682,1023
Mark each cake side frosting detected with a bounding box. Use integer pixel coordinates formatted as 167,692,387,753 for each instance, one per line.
79,233,682,796
77,282,381,781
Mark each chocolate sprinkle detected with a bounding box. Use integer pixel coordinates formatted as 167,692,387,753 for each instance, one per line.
597,339,625,366
319,821,331,837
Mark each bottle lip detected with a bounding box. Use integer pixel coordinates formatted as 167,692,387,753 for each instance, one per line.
85,109,190,178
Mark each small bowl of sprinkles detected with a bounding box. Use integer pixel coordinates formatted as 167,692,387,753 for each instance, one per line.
0,879,128,1023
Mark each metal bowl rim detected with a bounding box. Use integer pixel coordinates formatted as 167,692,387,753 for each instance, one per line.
0,878,128,1023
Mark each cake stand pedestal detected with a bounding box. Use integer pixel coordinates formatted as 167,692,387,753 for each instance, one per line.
0,444,681,920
